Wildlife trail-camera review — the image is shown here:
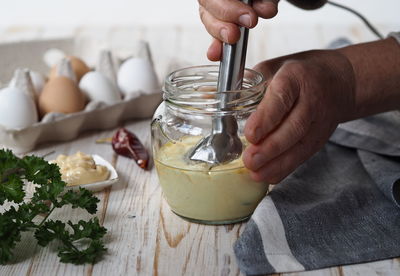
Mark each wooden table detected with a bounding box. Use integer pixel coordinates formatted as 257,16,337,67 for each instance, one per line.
1,119,399,276
1,25,400,276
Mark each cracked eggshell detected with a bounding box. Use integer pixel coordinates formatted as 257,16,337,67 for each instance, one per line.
97,50,118,86
117,57,160,97
53,58,77,84
0,87,38,129
38,76,86,117
49,56,91,82
79,71,122,104
29,71,46,96
9,68,37,102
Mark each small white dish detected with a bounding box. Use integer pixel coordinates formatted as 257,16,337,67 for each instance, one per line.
67,154,119,192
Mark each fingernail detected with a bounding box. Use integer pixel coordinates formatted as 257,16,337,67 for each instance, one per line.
220,28,229,42
252,153,267,169
238,14,252,27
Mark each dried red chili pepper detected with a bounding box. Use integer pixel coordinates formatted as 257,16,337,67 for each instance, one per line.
111,128,149,170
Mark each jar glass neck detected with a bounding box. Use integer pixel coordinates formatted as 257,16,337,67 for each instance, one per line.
162,65,266,115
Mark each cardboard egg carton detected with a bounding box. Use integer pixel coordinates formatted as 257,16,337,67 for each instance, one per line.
0,38,162,153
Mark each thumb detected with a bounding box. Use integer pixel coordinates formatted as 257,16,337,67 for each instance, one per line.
245,62,300,144
253,0,280,19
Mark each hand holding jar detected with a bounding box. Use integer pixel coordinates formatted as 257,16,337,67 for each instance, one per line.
243,38,400,183
198,1,400,184
243,49,355,183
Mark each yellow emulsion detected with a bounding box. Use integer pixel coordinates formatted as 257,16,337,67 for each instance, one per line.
52,152,110,186
155,136,269,223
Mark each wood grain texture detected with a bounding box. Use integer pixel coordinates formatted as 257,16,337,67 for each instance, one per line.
1,24,400,275
2,118,399,276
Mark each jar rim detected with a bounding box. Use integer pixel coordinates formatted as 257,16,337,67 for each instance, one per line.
163,65,266,115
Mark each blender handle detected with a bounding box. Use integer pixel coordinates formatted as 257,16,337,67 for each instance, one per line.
217,0,252,107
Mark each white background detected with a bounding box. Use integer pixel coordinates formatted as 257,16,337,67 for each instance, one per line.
0,0,398,80
0,0,398,27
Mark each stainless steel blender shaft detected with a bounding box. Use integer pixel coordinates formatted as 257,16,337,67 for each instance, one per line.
188,0,251,164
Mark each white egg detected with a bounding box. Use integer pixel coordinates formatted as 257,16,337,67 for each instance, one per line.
0,87,38,129
117,57,159,97
29,71,46,96
79,72,121,104
43,48,66,68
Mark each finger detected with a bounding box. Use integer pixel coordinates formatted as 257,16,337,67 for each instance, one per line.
199,0,258,28
253,0,279,19
243,96,313,171
248,126,329,183
199,6,241,44
244,64,300,145
207,38,222,61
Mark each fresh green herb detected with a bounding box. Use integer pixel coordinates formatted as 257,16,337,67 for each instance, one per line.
0,149,107,265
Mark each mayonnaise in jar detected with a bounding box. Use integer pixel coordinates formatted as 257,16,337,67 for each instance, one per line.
155,136,268,224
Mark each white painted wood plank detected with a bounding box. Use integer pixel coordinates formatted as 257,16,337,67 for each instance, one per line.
90,120,161,276
282,268,340,276
341,258,400,276
151,197,244,276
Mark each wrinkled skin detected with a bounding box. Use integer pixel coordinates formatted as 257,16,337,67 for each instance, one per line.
198,0,279,60
242,50,355,183
197,0,358,183
196,0,385,184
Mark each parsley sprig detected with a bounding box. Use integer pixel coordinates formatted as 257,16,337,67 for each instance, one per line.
0,149,107,265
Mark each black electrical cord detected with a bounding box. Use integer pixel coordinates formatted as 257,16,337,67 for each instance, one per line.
327,1,384,39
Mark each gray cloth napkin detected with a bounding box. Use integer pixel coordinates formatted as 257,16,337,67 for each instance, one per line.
234,111,400,275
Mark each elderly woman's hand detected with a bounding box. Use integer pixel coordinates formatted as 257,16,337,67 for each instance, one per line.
243,49,356,183
198,0,279,61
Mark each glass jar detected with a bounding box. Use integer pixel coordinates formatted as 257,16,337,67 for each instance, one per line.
151,65,268,225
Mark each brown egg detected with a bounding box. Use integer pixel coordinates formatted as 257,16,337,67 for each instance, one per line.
49,56,91,81
38,76,86,116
